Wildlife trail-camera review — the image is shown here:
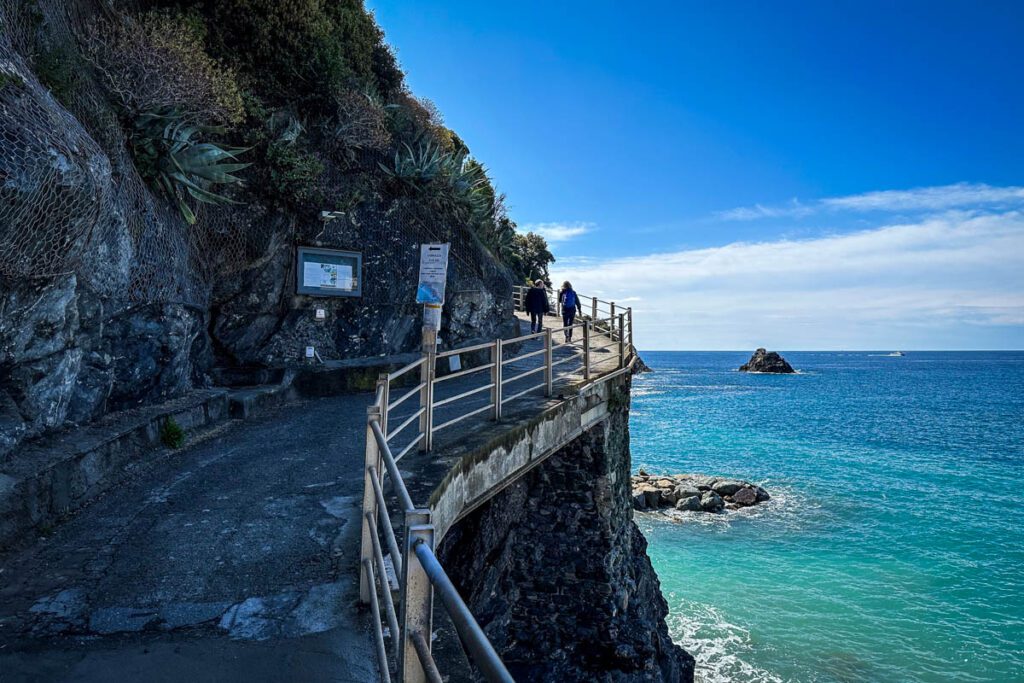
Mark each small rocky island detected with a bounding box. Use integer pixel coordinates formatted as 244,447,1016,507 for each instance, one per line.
739,348,795,373
632,470,770,513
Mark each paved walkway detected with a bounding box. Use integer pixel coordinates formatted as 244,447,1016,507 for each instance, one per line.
0,311,623,683
0,395,380,683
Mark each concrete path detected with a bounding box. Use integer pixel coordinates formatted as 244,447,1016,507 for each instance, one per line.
0,310,623,683
0,395,380,683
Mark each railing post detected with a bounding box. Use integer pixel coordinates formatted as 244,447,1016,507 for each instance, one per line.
419,327,436,452
610,301,616,326
627,307,634,353
401,509,435,683
360,403,383,603
582,321,591,381
491,339,503,421
378,374,390,436
618,313,626,368
544,329,553,397
591,296,598,320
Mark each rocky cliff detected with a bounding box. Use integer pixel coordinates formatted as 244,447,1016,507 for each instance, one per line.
0,0,515,458
439,379,695,682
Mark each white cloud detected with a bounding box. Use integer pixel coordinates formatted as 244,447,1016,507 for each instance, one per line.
519,221,594,243
552,210,1024,350
718,183,1024,221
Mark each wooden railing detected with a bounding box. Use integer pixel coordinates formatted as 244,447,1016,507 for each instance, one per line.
360,286,635,682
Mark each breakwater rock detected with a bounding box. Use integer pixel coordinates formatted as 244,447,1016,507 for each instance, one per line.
739,348,795,373
632,471,770,512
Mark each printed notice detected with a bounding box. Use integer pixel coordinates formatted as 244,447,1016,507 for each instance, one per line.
416,243,450,304
304,262,354,290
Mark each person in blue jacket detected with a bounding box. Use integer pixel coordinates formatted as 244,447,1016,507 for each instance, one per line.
524,279,550,333
558,281,583,341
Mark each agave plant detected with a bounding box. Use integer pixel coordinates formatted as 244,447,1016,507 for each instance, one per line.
132,108,250,224
379,139,447,185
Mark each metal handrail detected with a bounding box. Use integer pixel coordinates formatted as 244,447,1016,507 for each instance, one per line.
387,407,425,444
363,558,392,683
362,286,636,682
413,540,515,683
388,382,426,412
501,346,546,365
436,340,495,358
433,362,494,384
370,419,415,513
388,357,426,382
433,382,494,408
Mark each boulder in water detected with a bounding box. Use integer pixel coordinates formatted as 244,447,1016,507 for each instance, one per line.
739,348,795,374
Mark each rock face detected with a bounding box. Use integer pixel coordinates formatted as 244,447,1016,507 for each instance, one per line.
632,471,770,513
739,348,795,373
439,382,695,682
0,13,514,458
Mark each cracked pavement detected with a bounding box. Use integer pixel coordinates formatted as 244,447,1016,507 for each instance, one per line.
0,394,379,683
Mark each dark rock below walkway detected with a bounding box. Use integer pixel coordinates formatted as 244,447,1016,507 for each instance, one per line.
632,471,770,513
739,348,795,373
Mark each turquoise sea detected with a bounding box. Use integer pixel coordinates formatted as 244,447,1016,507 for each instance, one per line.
631,352,1024,683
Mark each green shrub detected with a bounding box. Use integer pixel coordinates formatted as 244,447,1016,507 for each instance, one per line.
266,140,325,207
160,417,185,449
196,0,404,110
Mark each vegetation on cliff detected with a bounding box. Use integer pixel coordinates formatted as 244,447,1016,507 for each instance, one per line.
0,0,552,455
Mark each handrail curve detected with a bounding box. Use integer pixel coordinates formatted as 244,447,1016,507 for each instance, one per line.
360,286,636,682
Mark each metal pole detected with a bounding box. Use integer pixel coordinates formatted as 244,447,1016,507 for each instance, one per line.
627,307,634,352
413,542,515,683
610,301,616,326
419,326,437,452
591,296,597,320
491,339,502,421
618,313,625,368
367,512,401,663
582,321,591,381
401,510,435,683
544,329,553,397
378,374,390,436
362,558,393,683
360,402,382,603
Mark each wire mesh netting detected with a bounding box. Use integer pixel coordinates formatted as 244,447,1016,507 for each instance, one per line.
0,0,511,320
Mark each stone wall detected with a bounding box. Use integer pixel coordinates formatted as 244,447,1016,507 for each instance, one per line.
438,379,695,682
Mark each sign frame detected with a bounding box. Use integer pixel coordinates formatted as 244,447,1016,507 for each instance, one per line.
296,246,362,297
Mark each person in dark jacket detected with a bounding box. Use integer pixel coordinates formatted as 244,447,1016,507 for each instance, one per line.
558,281,583,341
524,279,550,333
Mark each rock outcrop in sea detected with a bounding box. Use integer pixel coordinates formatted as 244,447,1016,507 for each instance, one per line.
739,348,795,373
632,471,770,513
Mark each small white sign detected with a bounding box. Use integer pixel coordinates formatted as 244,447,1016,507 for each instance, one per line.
449,355,461,372
423,303,442,330
315,309,326,320
305,346,315,358
416,243,450,304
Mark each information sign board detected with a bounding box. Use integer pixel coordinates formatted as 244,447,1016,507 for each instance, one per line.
416,243,450,304
296,247,361,297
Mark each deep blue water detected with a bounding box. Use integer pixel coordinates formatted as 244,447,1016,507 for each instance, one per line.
631,352,1024,683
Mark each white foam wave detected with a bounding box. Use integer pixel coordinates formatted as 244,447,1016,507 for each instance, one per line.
649,484,816,531
666,598,788,683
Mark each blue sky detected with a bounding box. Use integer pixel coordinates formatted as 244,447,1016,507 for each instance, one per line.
368,1,1024,349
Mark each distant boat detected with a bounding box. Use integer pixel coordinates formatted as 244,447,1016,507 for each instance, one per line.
886,351,905,357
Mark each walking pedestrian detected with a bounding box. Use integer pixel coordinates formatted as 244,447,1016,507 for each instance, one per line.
524,279,550,333
558,281,582,341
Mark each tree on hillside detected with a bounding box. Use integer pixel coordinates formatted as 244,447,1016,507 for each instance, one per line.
509,232,554,286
